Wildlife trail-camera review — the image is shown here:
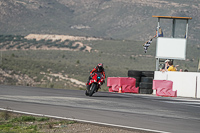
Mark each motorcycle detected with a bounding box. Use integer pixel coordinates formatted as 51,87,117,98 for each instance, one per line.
85,72,104,96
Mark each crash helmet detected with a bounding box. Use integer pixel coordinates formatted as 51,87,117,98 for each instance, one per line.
97,63,103,72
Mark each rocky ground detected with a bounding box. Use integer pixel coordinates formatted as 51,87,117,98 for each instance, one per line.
46,123,152,133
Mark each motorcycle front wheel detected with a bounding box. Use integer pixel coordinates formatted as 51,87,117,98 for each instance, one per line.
88,83,98,97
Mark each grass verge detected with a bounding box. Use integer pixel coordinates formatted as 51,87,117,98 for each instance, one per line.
0,110,76,133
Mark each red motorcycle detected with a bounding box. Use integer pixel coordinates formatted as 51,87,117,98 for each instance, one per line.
85,72,104,96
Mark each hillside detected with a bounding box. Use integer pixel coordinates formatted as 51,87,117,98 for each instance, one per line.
0,34,199,90
0,0,200,45
0,34,94,52
0,0,200,90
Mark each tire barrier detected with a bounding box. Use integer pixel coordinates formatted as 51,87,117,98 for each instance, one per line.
141,77,153,83
141,71,154,78
133,77,141,87
135,82,140,88
139,82,153,94
152,80,177,97
139,88,153,94
139,82,153,89
128,70,141,87
128,70,154,94
107,77,139,93
128,70,142,77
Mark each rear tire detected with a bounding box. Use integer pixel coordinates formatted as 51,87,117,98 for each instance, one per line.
85,85,90,96
85,90,89,96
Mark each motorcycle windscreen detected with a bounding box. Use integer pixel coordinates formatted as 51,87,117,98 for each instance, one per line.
96,73,103,81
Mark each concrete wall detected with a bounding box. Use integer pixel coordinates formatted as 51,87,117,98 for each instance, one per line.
154,71,200,98
197,75,200,98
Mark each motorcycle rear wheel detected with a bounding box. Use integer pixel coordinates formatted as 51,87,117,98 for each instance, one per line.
85,90,89,96
85,85,90,96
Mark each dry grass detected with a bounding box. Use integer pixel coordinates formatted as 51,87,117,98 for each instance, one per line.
0,111,149,133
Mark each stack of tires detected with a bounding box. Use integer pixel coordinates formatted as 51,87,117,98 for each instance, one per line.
127,70,142,88
139,71,154,94
128,70,154,94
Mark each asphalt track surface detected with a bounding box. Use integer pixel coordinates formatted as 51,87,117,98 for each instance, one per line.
0,85,200,133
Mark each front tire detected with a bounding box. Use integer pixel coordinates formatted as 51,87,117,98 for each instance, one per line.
88,83,98,97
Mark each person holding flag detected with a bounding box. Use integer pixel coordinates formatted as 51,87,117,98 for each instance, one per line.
143,26,163,53
143,39,153,53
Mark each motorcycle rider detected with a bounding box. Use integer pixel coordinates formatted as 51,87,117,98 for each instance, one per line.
86,63,106,85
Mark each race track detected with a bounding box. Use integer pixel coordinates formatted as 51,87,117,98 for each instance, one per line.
0,85,200,133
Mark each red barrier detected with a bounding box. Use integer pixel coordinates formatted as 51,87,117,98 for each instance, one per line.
152,80,177,97
107,77,139,93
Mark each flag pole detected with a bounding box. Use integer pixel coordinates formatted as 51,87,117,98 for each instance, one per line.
197,58,200,72
0,50,2,65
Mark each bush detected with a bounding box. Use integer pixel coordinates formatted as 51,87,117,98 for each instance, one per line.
16,45,21,49
71,44,79,49
80,46,86,51
36,44,43,48
11,115,36,122
36,117,49,121
54,39,61,43
67,41,74,48
50,83,54,88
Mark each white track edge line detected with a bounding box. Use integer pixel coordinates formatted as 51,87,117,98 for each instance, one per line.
0,108,171,133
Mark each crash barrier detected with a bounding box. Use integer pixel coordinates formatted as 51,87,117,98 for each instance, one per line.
107,77,139,93
152,80,177,97
128,70,154,94
154,71,200,98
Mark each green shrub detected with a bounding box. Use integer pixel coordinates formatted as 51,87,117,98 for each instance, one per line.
71,44,79,49
36,117,49,121
54,39,61,43
36,44,43,48
16,45,21,49
50,83,54,88
80,46,86,51
0,123,13,128
67,41,74,48
11,116,36,122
